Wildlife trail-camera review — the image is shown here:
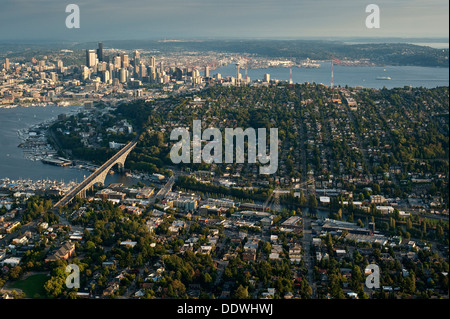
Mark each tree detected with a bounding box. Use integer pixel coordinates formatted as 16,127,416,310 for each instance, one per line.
203,273,213,286
372,183,381,194
403,274,416,294
262,242,272,255
351,265,363,291
436,225,444,240
308,194,318,209
389,217,396,230
357,219,364,228
9,266,22,280
406,219,413,230
44,276,66,298
337,209,343,220
234,285,249,299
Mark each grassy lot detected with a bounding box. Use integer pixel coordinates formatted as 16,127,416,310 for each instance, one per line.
9,273,49,298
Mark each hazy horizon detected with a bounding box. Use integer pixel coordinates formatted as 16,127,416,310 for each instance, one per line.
1,0,448,42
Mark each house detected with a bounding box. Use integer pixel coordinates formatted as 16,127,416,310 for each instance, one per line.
124,206,143,216
289,244,302,264
312,238,322,247
347,292,359,299
335,249,347,260
103,282,119,296
12,235,28,245
120,240,137,248
242,249,257,261
199,245,213,255
370,195,386,204
1,257,21,267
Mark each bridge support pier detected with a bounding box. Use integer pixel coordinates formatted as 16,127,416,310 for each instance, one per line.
53,141,137,210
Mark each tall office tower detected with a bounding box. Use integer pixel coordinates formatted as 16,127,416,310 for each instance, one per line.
50,72,57,82
148,66,156,82
86,49,97,68
139,63,147,78
57,60,64,72
205,65,209,78
149,56,156,68
264,73,270,83
192,69,199,78
103,70,110,83
5,58,10,71
98,61,107,72
134,50,141,66
236,63,240,86
97,42,103,62
82,66,90,80
133,65,139,78
119,68,127,83
120,54,129,68
113,55,121,69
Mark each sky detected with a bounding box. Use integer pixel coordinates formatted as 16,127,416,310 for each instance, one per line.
0,0,448,41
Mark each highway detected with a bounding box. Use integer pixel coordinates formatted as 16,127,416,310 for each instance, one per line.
152,174,177,203
54,140,137,209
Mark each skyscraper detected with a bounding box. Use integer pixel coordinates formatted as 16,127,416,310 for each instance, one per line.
113,55,121,69
119,68,127,83
86,49,97,68
133,50,140,67
97,42,103,62
103,70,110,83
149,56,156,68
120,54,129,68
5,58,10,71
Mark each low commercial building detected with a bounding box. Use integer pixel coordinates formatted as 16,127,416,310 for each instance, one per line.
321,219,371,235
45,242,75,262
289,243,302,264
1,257,21,267
96,188,126,200
281,216,303,234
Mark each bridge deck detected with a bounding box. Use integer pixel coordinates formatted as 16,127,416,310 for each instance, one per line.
54,140,137,209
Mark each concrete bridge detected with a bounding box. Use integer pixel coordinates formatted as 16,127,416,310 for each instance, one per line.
53,140,138,209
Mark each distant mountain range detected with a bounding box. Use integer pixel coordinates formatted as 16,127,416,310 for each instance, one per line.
1,38,448,67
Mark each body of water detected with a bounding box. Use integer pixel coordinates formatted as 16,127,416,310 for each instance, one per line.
0,105,141,186
212,63,449,89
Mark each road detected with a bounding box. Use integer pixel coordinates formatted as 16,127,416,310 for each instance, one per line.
301,217,317,298
154,174,176,201
54,140,137,209
0,220,38,247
